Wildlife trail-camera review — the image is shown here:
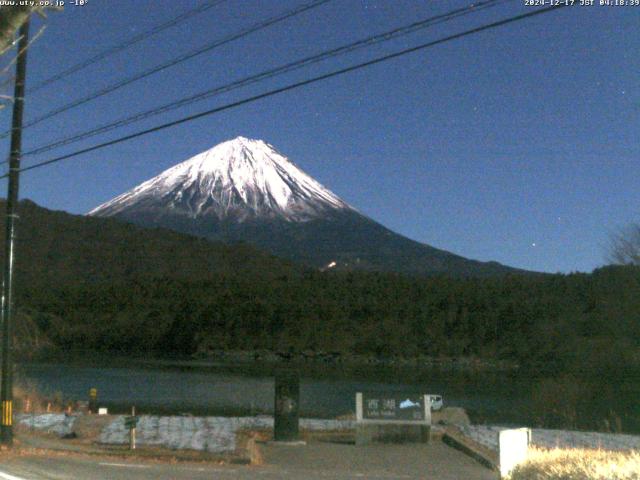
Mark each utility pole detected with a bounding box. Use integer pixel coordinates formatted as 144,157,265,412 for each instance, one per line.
0,18,29,446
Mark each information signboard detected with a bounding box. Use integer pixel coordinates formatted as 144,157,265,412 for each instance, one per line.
356,392,431,425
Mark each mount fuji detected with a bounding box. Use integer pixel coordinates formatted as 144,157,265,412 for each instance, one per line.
89,136,520,276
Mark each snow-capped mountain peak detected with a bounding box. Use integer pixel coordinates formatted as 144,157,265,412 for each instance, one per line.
89,136,352,222
88,136,520,277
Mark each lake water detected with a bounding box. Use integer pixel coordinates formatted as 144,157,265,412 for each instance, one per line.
16,360,640,432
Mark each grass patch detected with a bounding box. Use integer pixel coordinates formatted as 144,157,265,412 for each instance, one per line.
14,380,68,414
510,447,640,480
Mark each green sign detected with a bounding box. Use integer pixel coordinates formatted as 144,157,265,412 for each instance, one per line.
124,416,139,429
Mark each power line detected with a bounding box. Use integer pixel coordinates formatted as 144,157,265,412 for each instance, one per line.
0,0,333,140
28,0,228,93
22,0,510,158
0,4,568,181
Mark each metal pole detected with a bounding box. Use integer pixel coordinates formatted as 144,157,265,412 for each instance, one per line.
129,406,136,450
0,18,29,446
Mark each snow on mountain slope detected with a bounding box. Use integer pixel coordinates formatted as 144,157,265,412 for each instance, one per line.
89,136,353,222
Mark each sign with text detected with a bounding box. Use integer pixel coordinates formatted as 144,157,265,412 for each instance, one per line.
356,393,431,425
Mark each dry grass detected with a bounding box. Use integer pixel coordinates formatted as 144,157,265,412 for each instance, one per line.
433,407,470,426
236,429,270,465
68,414,115,443
510,447,640,480
245,433,265,465
14,380,67,414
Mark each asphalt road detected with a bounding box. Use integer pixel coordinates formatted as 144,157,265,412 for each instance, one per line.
0,441,498,479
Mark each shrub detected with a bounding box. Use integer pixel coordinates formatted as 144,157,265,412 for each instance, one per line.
510,447,640,480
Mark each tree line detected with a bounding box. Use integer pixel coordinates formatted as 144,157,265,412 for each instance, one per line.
16,265,639,378
1,200,637,380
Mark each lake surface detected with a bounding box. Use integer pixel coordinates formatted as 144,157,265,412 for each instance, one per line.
16,359,640,432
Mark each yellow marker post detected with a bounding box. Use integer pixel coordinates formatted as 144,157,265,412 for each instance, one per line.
1,401,12,427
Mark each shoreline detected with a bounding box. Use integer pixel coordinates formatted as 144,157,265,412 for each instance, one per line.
20,349,520,373
192,350,519,371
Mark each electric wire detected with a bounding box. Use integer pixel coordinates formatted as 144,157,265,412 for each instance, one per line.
0,4,568,180
28,0,228,93
0,0,333,140
22,0,510,159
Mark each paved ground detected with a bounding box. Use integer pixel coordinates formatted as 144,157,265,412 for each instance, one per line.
0,440,497,480
260,441,498,479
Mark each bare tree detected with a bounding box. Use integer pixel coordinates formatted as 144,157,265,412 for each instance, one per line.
0,6,60,110
0,5,61,51
608,224,640,266
0,6,34,55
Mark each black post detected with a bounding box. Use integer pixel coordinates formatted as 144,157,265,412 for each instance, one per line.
88,387,97,414
0,19,29,446
274,370,300,441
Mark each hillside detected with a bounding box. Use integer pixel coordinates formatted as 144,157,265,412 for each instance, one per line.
0,199,300,291
0,199,638,434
